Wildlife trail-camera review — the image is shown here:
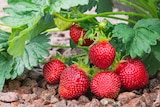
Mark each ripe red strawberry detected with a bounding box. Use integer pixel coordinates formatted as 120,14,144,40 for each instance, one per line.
90,72,121,99
43,59,67,84
70,23,93,46
89,41,116,69
115,57,149,91
58,64,90,99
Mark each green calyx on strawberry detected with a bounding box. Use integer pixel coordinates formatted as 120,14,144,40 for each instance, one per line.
58,63,90,99
70,23,94,46
89,40,116,69
98,19,110,32
115,57,149,91
90,71,121,99
43,59,67,84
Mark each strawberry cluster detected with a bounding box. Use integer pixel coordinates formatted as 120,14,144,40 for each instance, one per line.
43,23,149,100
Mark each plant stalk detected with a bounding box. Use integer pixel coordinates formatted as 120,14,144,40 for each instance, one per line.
53,11,148,23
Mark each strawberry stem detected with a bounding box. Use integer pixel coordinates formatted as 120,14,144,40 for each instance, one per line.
106,16,136,23
53,11,148,24
71,53,87,58
44,28,60,33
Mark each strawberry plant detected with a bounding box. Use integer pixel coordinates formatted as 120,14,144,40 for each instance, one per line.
0,0,160,99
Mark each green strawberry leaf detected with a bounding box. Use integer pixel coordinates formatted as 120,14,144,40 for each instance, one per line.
7,14,55,57
1,55,25,81
79,0,97,12
1,0,46,28
110,38,126,56
134,18,160,34
0,53,25,91
112,23,134,43
0,74,5,91
0,54,23,91
13,57,24,76
112,18,160,58
0,33,50,91
0,53,13,91
143,53,160,75
50,0,89,12
152,41,160,62
0,30,10,49
22,33,51,70
79,0,113,13
96,0,113,13
127,27,159,58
